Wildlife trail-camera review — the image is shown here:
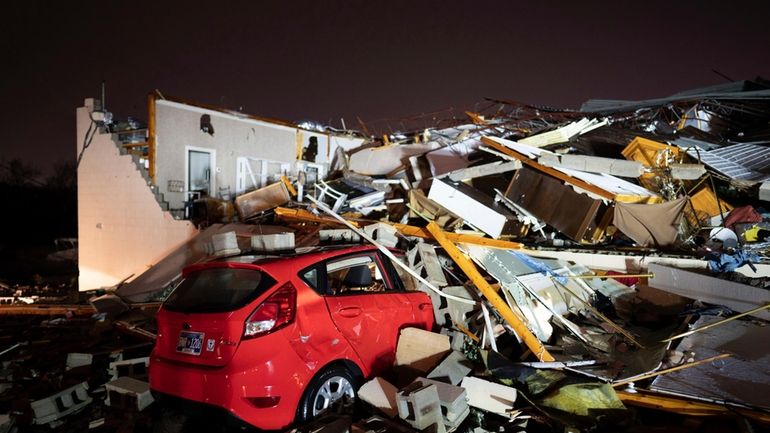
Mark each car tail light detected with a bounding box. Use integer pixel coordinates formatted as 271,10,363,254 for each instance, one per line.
243,281,296,339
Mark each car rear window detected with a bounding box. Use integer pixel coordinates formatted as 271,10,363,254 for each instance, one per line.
163,268,276,313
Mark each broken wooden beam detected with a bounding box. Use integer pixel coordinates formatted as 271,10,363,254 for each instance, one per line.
425,222,555,361
0,305,96,316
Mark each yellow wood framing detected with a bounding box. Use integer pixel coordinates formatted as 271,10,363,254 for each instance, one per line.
274,207,523,249
146,93,157,183
280,176,297,197
618,391,770,423
274,207,361,227
425,222,554,361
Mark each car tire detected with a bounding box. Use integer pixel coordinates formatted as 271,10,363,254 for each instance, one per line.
296,365,358,422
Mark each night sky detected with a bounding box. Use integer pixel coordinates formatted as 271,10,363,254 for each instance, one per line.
3,1,770,175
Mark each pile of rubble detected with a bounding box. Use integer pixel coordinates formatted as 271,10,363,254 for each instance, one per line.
4,80,770,432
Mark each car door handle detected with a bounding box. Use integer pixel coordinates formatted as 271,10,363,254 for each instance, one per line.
419,303,432,311
337,307,362,318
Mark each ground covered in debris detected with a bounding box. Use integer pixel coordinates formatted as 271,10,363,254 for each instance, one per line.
3,80,770,432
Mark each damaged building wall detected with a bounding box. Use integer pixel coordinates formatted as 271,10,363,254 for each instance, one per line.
154,99,364,210
76,99,198,291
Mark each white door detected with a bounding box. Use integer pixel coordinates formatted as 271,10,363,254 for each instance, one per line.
188,149,212,196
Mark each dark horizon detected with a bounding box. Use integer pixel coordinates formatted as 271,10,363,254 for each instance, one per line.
3,1,770,175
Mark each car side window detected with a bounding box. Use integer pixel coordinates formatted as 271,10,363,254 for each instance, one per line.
325,254,390,295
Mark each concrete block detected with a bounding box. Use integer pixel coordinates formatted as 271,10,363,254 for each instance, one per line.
0,414,12,433
411,377,470,428
396,328,451,373
210,231,240,256
30,382,92,425
251,232,295,252
320,229,362,244
416,243,448,287
447,161,522,182
760,182,770,202
439,328,468,353
363,223,398,248
65,353,93,370
558,154,645,178
396,383,445,433
427,351,473,386
358,377,399,418
460,376,517,415
105,377,154,411
108,356,149,380
441,286,476,328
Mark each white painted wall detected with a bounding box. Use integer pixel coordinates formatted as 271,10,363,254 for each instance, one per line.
154,100,365,210
76,99,197,291
76,97,365,291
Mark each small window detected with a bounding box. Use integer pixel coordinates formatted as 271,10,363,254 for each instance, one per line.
164,268,275,313
301,267,320,292
326,254,388,295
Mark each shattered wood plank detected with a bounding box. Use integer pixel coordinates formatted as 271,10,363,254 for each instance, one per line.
426,222,555,361
114,321,157,341
275,207,523,249
617,390,770,422
280,175,297,197
274,207,361,227
390,222,523,249
0,305,95,316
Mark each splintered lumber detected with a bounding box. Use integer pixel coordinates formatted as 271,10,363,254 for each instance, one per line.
274,207,523,249
617,390,770,423
426,222,555,362
275,207,361,227
0,305,96,316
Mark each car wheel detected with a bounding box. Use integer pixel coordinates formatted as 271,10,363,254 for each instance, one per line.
296,366,357,422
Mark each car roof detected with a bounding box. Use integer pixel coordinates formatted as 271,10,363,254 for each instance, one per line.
184,244,383,275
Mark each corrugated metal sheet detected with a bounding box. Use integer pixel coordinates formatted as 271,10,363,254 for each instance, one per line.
672,138,770,182
650,315,770,410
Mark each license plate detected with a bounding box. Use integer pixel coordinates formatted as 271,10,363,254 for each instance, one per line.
176,331,204,355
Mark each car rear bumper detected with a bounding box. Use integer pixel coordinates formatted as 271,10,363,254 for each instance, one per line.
149,337,311,430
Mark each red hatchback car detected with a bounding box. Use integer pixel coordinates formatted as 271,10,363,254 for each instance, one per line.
150,245,435,430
